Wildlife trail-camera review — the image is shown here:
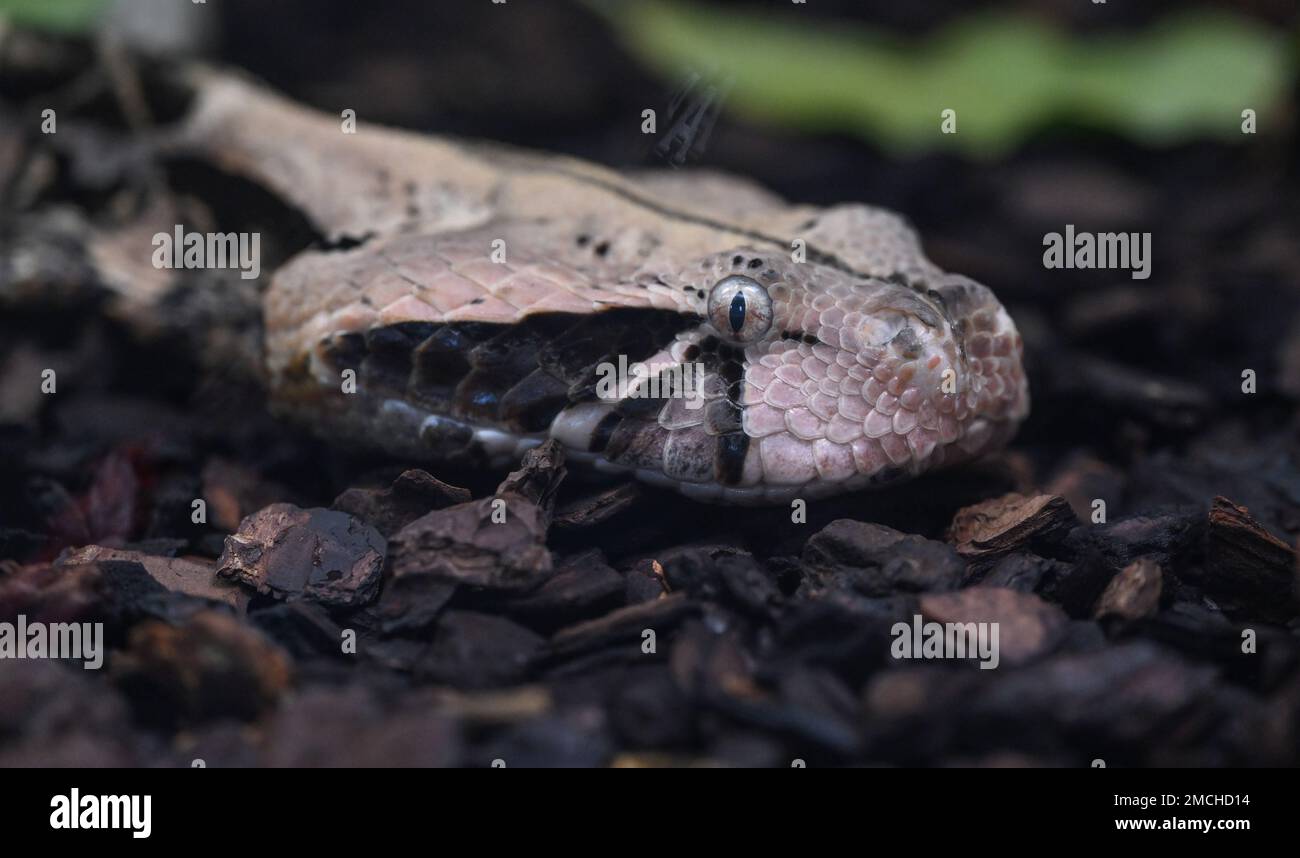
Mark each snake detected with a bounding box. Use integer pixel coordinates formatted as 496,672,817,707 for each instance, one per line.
6,68,1030,505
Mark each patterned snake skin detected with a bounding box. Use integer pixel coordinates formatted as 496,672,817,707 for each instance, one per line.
165,72,1030,504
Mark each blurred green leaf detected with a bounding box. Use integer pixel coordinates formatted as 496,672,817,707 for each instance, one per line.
599,0,1293,157
0,0,107,34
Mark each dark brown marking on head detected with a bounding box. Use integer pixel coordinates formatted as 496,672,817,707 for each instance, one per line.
604,417,664,467
715,432,749,485
323,309,700,447
705,399,742,434
322,331,366,372
412,322,496,387
499,369,571,432
589,410,623,454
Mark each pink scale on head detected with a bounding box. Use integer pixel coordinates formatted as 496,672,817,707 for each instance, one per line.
898,387,923,411
907,427,939,461
893,408,917,435
938,414,962,443
809,391,838,420
429,269,492,306
745,403,789,437
362,272,417,309
839,394,870,422
760,434,818,484
826,413,863,444
741,384,767,406
763,379,802,409
378,294,441,324
447,258,506,288
851,438,887,475
879,432,911,467
917,398,939,430
864,409,893,438
746,364,775,390
863,378,886,402
775,364,805,386
785,407,825,440
802,355,828,381
859,345,886,365
812,439,855,480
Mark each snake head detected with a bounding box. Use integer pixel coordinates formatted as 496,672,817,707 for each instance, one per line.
555,247,1029,504
270,215,1026,505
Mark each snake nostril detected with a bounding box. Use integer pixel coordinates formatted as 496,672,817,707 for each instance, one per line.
889,326,923,359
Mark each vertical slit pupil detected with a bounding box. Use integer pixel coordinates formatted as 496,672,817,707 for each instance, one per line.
728,292,747,333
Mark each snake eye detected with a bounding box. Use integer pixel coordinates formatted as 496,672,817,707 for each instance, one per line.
707,275,773,343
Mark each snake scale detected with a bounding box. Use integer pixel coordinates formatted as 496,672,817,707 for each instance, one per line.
16,69,1031,505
